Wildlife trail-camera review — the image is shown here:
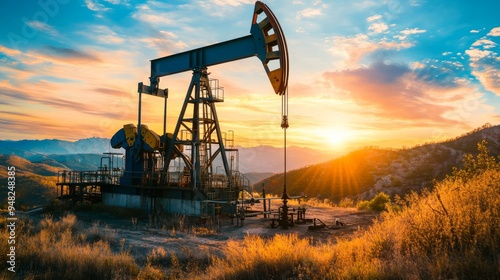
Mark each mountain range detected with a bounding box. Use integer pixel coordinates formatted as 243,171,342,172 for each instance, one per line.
0,138,334,174
257,124,500,201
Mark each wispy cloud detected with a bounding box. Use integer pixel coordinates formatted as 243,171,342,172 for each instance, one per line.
132,11,174,26
327,34,413,68
367,14,382,22
296,8,322,20
85,0,110,12
78,25,125,45
25,21,59,37
394,28,426,40
0,45,21,56
42,46,103,63
207,0,254,6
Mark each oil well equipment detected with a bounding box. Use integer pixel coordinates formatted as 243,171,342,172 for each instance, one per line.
56,1,289,219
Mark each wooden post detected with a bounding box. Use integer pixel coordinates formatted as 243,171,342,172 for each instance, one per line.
262,187,267,218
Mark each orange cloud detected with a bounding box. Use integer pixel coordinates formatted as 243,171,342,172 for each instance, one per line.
323,61,473,125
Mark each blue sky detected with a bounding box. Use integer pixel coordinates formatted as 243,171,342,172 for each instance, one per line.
0,0,499,153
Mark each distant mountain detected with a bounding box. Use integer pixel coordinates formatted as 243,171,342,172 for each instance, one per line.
0,137,113,157
27,154,109,171
257,124,500,202
0,137,334,173
242,172,275,187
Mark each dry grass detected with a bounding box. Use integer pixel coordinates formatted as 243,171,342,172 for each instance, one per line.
198,142,500,279
0,213,139,280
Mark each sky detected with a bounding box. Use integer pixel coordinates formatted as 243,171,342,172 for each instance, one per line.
0,0,499,155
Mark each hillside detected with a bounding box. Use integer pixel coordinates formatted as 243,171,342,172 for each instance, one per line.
0,155,62,209
258,124,500,201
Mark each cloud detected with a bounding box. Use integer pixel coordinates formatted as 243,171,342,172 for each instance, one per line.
322,61,476,125
131,3,178,26
487,27,500,36
104,0,129,5
471,39,496,49
394,28,426,40
139,31,187,54
208,0,254,6
78,25,125,45
369,22,388,33
401,28,426,35
367,14,382,22
328,34,413,68
94,87,131,98
296,8,322,20
42,46,103,63
0,45,21,56
25,21,59,37
1,84,126,122
85,0,110,12
472,65,500,96
0,111,34,117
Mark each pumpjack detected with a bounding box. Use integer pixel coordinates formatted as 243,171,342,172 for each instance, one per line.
59,1,289,218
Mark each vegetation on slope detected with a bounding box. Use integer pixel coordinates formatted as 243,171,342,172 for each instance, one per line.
200,140,500,279
0,155,60,209
258,124,500,202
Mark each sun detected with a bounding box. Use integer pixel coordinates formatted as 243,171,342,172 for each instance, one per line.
326,128,353,147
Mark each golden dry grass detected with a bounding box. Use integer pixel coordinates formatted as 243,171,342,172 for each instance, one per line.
0,213,138,280
197,142,500,279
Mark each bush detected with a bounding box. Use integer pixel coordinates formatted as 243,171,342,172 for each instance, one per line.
357,200,370,210
368,192,390,211
357,192,391,212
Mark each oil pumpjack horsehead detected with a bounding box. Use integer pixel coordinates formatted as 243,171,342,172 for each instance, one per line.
107,1,289,216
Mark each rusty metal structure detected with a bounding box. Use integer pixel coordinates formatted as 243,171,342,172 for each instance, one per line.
56,1,290,220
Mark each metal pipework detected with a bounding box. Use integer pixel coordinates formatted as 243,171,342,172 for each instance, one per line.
148,1,289,96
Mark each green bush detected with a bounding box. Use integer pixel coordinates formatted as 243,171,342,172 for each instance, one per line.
368,192,390,211
357,192,391,212
356,200,370,210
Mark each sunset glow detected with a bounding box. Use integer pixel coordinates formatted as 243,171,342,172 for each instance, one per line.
0,0,499,155
326,128,354,148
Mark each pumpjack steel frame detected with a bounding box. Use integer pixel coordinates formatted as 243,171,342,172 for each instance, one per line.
139,1,289,192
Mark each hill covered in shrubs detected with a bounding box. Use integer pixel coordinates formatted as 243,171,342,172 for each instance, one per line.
258,124,500,202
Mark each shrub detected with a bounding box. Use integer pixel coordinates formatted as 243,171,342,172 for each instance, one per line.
357,200,370,210
338,197,356,208
357,192,391,212
368,192,390,211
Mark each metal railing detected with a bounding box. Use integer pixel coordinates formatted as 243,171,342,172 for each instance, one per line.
57,169,251,192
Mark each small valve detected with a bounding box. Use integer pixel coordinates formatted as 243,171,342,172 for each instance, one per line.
281,115,289,129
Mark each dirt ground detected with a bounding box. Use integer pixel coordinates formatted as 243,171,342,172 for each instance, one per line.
71,201,380,264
